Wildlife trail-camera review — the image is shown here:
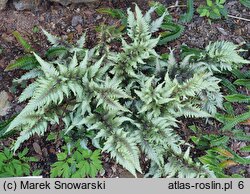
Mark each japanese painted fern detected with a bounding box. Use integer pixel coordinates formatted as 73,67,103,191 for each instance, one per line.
6,4,249,178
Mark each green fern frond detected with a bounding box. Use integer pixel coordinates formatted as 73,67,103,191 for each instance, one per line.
222,111,250,130
234,79,250,90
5,55,39,71
180,0,194,23
158,23,184,45
45,47,68,59
225,94,250,103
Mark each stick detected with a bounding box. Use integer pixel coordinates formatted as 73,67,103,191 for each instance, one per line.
228,14,250,22
167,5,187,9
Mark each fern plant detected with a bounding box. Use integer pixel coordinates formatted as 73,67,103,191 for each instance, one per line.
216,68,250,131
189,125,250,177
180,0,194,23
5,4,249,178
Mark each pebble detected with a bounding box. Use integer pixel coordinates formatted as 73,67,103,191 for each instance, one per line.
216,27,228,36
96,15,102,20
14,104,23,113
71,15,83,27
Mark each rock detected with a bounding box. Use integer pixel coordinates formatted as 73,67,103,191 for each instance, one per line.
0,0,8,10
13,0,41,11
49,0,99,6
71,15,83,27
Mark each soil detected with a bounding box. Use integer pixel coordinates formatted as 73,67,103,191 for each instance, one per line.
0,0,249,177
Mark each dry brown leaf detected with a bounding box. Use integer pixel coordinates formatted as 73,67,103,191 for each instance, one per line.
33,142,42,155
219,160,238,168
0,91,10,116
240,118,250,126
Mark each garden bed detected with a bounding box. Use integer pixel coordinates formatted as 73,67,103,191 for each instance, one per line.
0,0,249,178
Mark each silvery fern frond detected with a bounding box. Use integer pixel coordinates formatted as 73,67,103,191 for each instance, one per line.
103,128,142,177
110,4,162,78
42,28,60,46
204,41,249,72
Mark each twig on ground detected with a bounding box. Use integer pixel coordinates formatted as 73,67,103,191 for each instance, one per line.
167,5,187,9
228,14,250,22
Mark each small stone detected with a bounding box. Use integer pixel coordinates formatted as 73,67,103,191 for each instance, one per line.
0,59,5,69
50,22,56,29
96,15,102,20
49,0,99,6
228,165,245,175
15,105,23,113
71,15,83,27
216,27,228,36
13,0,41,11
75,8,80,13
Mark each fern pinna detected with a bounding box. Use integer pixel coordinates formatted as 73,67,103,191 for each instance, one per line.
6,4,249,177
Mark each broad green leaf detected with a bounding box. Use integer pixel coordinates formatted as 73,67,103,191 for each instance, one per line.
57,153,67,161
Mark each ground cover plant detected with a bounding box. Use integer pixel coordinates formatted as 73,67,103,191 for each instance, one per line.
0,0,249,178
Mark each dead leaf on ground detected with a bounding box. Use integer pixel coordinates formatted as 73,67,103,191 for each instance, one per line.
0,91,11,116
33,142,42,155
240,118,250,126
